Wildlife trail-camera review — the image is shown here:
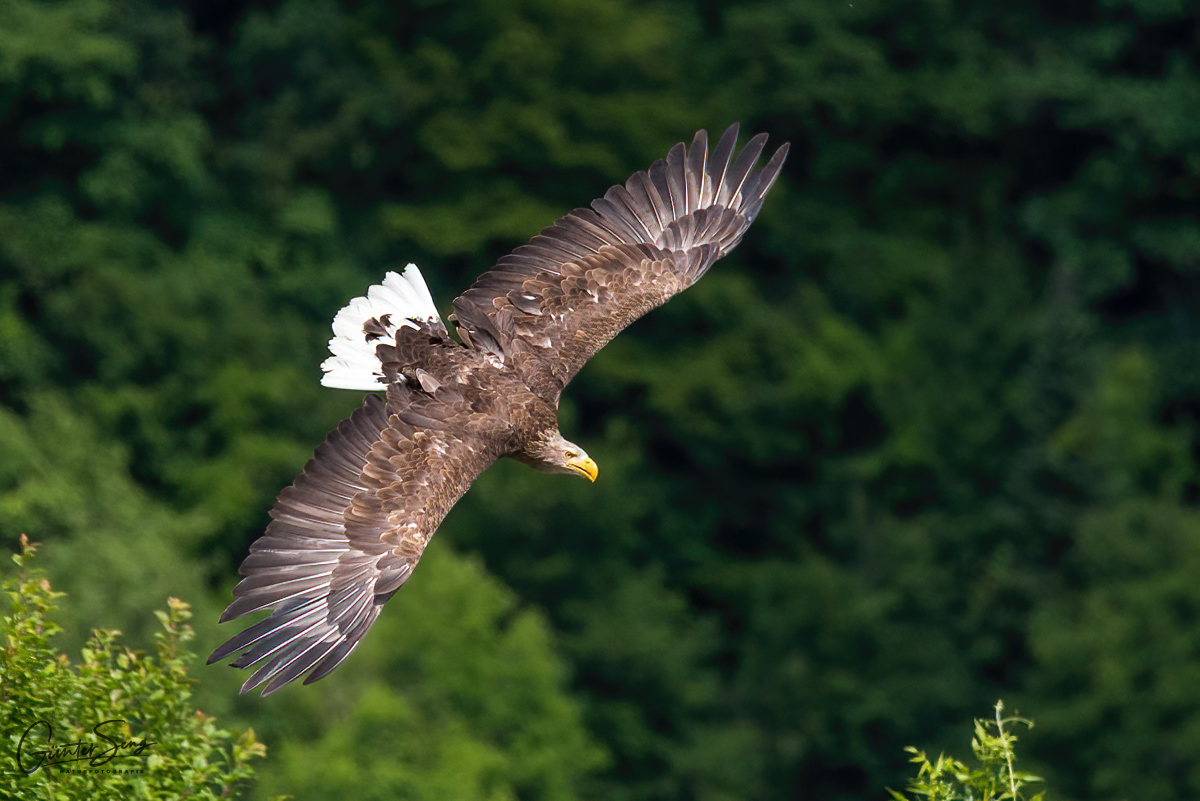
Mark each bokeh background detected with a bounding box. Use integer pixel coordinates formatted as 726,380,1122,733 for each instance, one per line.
2,0,1199,798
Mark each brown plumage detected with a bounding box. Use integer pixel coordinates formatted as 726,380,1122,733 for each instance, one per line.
210,124,789,694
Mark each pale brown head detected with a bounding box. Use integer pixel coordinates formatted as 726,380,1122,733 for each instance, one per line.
513,429,598,482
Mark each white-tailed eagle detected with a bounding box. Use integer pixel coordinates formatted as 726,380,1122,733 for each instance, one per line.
210,125,788,694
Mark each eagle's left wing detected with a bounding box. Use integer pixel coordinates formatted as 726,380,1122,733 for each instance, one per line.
448,124,787,402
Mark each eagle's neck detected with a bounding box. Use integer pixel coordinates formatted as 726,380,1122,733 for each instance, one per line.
511,427,598,481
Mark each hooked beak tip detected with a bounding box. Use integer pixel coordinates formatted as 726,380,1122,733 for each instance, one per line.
570,457,599,483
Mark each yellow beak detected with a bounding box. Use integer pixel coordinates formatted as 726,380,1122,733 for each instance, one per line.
567,456,599,482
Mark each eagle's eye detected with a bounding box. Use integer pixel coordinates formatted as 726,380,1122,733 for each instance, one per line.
565,450,578,459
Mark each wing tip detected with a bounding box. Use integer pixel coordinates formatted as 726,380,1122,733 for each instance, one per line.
210,394,397,693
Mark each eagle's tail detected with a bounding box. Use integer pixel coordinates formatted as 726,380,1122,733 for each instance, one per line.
320,265,446,391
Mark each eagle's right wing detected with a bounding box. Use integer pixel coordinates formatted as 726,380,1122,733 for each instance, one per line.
209,387,504,695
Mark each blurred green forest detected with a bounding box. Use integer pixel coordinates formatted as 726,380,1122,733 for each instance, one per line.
1,0,1198,798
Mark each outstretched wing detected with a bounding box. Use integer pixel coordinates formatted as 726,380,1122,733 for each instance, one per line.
449,124,788,401
209,387,505,695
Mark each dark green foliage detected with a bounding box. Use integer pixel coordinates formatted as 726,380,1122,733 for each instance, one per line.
247,546,605,801
1,0,1198,799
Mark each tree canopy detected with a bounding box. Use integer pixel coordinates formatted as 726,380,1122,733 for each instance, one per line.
2,0,1198,799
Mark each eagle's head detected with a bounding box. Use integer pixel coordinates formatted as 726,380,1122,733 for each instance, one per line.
515,429,598,482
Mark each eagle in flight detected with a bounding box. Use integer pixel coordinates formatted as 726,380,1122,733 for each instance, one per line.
210,124,788,694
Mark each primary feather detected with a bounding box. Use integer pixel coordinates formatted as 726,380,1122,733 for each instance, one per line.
211,125,788,694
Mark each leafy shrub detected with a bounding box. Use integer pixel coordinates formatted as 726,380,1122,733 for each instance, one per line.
1,536,265,799
891,702,1044,801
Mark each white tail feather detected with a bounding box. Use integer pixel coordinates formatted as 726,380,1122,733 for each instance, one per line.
320,264,442,390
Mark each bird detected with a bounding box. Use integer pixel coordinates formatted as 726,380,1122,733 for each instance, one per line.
209,124,789,695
